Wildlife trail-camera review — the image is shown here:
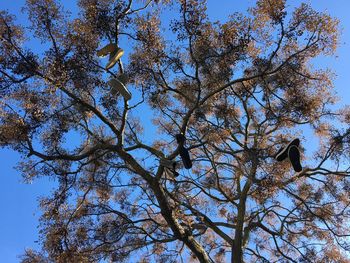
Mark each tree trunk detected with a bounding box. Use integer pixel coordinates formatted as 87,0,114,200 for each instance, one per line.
231,203,245,263
150,180,212,263
231,179,251,263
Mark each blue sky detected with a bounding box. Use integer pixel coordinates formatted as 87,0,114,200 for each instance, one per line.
0,0,350,262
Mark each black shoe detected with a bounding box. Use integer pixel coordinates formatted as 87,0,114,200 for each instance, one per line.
288,145,302,172
179,146,192,169
275,138,300,162
176,133,186,145
160,159,176,169
159,159,179,177
160,159,179,177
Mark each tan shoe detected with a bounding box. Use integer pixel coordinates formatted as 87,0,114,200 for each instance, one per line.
108,77,131,100
106,48,124,70
96,43,117,57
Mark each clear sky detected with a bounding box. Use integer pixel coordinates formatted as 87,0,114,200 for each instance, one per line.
0,1,349,262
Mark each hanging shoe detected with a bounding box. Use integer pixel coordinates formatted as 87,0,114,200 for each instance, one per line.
97,43,118,57
160,158,177,169
275,138,300,162
179,146,192,169
108,77,131,100
160,158,179,177
288,145,302,172
106,47,124,70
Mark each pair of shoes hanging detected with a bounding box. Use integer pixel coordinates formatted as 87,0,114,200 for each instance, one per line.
176,133,192,169
275,138,302,172
97,43,132,101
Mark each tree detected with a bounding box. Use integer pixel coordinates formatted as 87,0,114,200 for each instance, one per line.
1,0,350,262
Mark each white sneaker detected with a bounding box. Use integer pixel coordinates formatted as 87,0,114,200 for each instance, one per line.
108,78,131,100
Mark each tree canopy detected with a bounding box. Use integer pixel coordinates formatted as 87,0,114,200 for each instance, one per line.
1,0,350,262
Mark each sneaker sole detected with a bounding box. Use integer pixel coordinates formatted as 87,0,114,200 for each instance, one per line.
106,49,124,70
179,146,192,169
97,43,118,57
288,145,302,172
276,138,300,162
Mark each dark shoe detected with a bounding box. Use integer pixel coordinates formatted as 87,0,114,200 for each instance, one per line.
275,138,300,162
175,133,186,145
179,146,192,169
160,159,179,177
160,159,177,169
288,145,302,172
